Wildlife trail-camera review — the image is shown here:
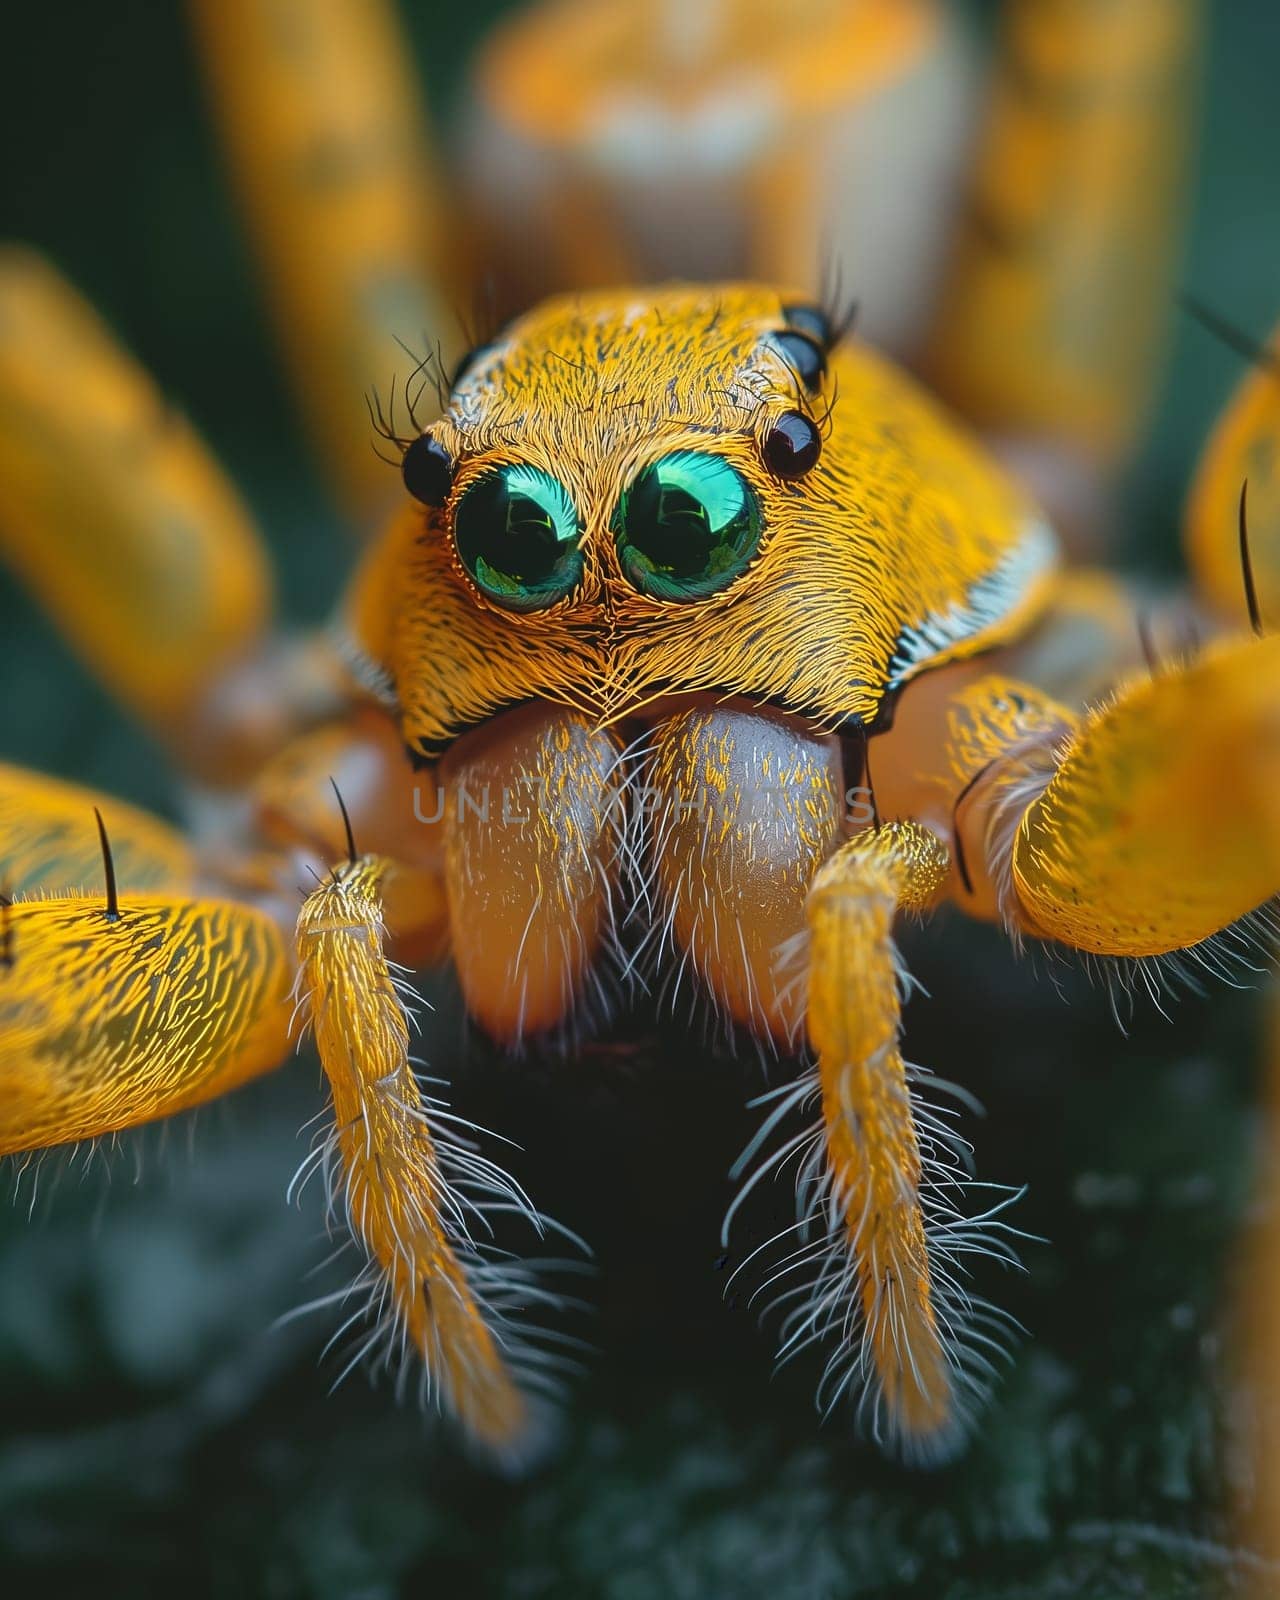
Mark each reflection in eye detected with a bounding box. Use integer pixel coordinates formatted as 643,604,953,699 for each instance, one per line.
453,463,582,610
613,451,762,601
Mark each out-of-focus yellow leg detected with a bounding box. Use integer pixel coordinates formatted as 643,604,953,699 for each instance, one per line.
192,0,459,528
0,762,195,898
791,820,989,1461
462,0,972,350
0,251,286,779
924,0,1202,536
0,762,291,1154
1185,321,1280,629
295,857,551,1463
1003,634,1280,955
0,888,292,1156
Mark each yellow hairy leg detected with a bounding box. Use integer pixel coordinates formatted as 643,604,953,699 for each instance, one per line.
791,821,983,1460
1007,634,1280,955
0,250,281,779
0,891,292,1155
0,763,195,898
192,0,459,528
0,763,290,1153
463,0,963,348
925,0,1200,462
1185,321,1280,630
295,857,543,1460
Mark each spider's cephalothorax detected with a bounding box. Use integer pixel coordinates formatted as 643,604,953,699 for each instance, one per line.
354,284,1054,757
0,0,1276,1491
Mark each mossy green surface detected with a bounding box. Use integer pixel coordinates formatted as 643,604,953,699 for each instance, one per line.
1,4,1278,1595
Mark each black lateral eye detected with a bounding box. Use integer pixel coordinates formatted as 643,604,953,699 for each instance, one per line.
401,434,454,507
772,329,827,392
783,303,834,348
762,410,822,480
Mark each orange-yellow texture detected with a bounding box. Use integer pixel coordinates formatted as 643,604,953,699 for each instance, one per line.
0,893,291,1154
350,283,1053,753
0,764,196,899
1185,325,1280,630
193,0,456,525
806,821,955,1455
295,857,531,1454
927,0,1201,457
0,250,272,734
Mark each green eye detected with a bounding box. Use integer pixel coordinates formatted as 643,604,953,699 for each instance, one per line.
453,464,582,610
613,451,762,600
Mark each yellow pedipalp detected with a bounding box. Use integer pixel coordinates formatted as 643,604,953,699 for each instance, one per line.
790,825,998,1465
295,857,545,1460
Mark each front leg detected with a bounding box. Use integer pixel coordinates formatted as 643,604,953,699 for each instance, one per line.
0,745,560,1460
958,633,1280,957
0,251,342,783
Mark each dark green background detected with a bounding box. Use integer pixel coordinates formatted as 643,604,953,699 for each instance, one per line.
1,4,1279,1596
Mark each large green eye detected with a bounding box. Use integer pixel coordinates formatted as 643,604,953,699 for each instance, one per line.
453,464,582,610
613,451,762,600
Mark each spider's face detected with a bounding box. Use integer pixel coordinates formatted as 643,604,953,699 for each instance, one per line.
352,283,1057,756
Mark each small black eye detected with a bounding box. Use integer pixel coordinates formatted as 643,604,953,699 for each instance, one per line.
783,303,833,348
401,434,454,507
772,330,827,392
762,411,822,479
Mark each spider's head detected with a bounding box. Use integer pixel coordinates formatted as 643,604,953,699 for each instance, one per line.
348,283,1056,757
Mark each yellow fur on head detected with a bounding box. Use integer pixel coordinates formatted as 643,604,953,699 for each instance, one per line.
349,283,1057,753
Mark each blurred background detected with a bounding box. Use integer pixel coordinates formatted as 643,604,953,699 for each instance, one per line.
1,1,1279,1594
